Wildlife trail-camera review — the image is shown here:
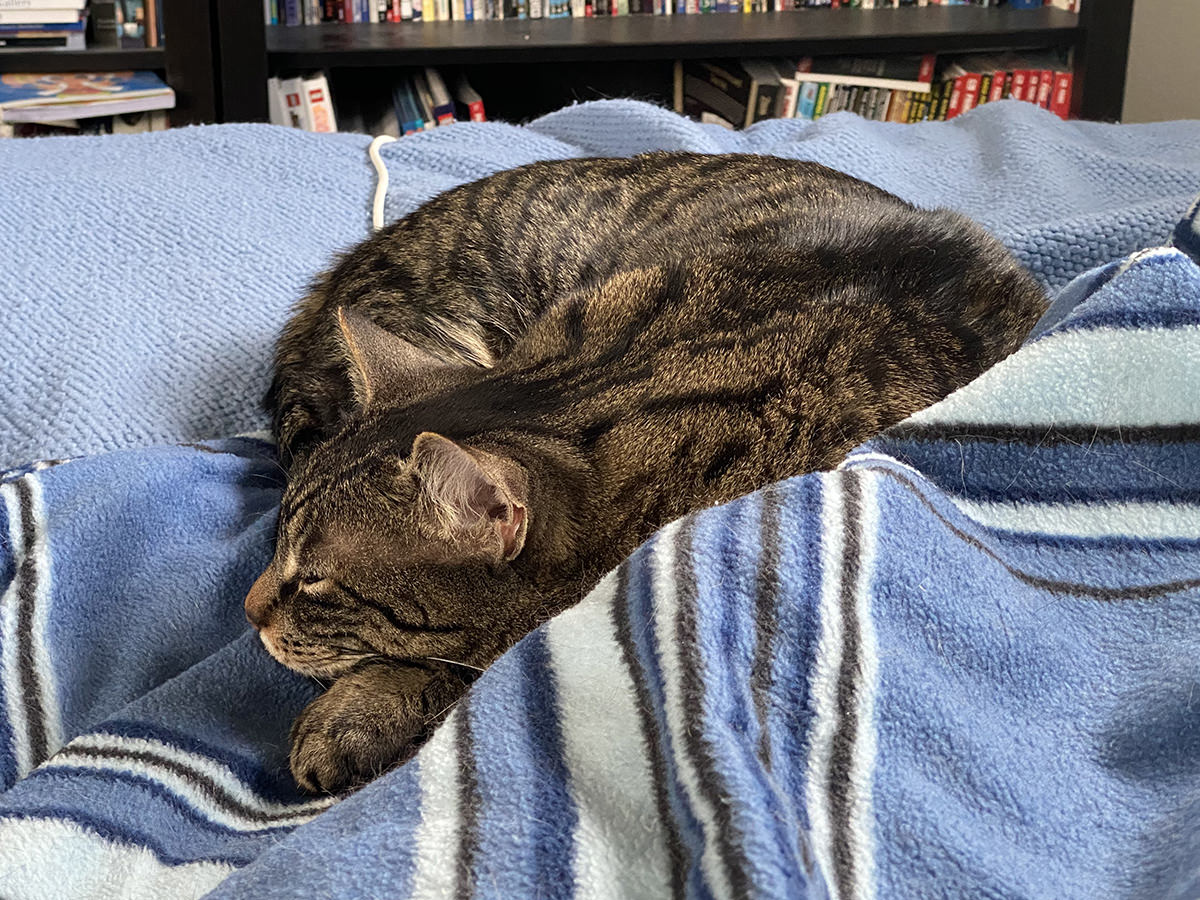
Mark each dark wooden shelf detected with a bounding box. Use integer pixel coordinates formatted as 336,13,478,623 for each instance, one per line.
0,47,167,73
268,6,1080,67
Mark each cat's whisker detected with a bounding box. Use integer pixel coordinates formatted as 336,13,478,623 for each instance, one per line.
422,656,485,673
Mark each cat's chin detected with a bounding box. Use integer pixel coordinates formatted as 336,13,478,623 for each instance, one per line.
257,630,363,679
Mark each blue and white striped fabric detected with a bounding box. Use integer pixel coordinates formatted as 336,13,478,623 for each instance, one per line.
2,111,1200,897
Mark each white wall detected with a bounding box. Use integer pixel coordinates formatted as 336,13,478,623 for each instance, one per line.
1122,0,1200,122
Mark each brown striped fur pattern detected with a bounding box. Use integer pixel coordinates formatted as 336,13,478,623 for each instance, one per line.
249,153,1047,793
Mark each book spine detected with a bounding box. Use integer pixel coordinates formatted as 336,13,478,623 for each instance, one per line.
944,75,964,119
304,75,337,131
934,80,951,120
1037,69,1054,108
988,71,1006,103
976,73,992,105
90,0,120,46
1009,70,1027,102
1024,71,1041,105
1049,70,1072,119
284,0,301,24
812,82,829,119
960,73,981,114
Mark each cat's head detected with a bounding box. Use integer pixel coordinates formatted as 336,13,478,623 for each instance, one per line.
246,310,530,678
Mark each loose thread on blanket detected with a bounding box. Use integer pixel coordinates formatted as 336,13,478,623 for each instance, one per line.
368,135,397,232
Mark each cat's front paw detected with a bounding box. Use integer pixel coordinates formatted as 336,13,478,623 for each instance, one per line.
288,660,468,794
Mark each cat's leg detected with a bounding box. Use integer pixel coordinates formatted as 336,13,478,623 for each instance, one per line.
289,658,473,794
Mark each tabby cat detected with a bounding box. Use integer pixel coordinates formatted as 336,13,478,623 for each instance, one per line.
247,152,1046,793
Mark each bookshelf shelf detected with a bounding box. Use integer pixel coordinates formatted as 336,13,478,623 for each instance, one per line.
267,7,1081,67
0,48,167,74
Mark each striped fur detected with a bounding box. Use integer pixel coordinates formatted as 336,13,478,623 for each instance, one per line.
255,154,1047,792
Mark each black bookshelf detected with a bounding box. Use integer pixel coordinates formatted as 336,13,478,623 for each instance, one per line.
268,7,1082,67
222,2,1132,124
43,0,1120,127
0,0,216,125
0,48,165,71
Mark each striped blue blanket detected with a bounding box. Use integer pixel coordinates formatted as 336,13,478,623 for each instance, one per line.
1,108,1200,899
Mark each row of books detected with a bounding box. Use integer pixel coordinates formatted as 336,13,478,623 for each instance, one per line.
0,0,161,51
0,69,174,136
264,0,1077,24
677,52,1073,129
268,68,486,134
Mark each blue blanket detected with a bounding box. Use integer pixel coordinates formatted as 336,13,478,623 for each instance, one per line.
0,102,1199,899
1,100,1199,467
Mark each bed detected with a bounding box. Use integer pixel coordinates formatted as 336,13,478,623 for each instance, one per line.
0,99,1198,899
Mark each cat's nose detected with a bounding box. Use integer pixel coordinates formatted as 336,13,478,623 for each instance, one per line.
245,568,278,630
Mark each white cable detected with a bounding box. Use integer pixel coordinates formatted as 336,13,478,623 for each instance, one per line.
368,134,398,232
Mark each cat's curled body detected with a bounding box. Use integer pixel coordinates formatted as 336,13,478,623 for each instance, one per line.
250,152,1047,793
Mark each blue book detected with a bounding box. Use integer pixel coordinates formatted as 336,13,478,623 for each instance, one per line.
391,81,423,135
0,22,86,33
796,81,820,121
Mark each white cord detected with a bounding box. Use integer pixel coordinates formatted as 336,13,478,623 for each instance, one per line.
368,134,398,232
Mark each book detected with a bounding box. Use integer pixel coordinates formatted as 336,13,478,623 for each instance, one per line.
392,79,423,134
0,27,81,46
1048,70,1072,119
0,0,87,8
410,71,437,129
89,0,118,46
279,76,308,128
266,76,288,127
0,70,174,123
740,59,782,128
795,81,819,120
775,66,800,119
0,8,82,23
423,67,457,125
795,54,937,93
453,74,485,122
301,72,337,132
0,18,82,28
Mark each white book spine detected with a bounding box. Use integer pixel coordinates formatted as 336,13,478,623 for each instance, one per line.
0,0,87,9
0,8,82,23
302,73,338,132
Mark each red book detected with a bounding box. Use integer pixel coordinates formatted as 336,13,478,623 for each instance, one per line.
960,73,982,114
1025,71,1041,105
1010,70,1028,102
1037,69,1054,108
917,53,937,84
945,74,967,120
1049,71,1072,119
988,71,1007,103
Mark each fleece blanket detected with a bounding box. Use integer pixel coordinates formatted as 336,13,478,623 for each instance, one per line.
0,103,1198,899
2,100,1200,467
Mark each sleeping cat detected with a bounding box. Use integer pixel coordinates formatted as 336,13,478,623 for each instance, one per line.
248,153,1047,793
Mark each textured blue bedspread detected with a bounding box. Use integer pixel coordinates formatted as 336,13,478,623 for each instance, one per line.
1,99,1199,466
0,101,1199,899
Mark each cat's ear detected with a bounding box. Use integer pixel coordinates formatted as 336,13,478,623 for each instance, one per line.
336,307,459,408
409,432,528,562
